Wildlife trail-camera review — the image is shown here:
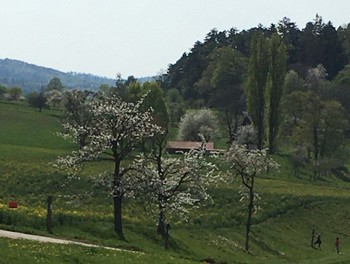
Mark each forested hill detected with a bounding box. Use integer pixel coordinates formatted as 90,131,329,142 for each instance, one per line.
162,16,350,106
0,58,115,93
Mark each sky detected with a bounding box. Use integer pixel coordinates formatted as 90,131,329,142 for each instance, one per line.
1,1,349,79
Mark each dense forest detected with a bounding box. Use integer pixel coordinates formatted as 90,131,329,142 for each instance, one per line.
152,15,350,182
161,15,350,105
156,16,350,133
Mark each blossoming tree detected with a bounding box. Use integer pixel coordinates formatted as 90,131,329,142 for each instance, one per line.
128,134,218,249
55,94,161,239
226,143,279,251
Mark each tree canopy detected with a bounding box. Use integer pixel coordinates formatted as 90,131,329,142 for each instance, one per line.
161,15,349,109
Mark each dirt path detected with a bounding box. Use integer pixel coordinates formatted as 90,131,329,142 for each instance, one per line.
0,229,140,253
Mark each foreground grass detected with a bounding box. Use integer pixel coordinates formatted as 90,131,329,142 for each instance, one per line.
0,237,198,264
2,179,350,263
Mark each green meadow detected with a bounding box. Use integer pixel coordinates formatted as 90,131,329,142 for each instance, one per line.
1,101,350,263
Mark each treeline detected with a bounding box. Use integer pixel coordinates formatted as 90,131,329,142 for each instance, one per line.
155,15,350,181
162,15,350,104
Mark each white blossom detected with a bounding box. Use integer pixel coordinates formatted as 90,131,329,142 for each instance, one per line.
54,93,162,198
126,147,219,222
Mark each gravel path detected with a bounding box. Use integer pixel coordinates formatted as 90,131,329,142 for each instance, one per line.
0,229,140,253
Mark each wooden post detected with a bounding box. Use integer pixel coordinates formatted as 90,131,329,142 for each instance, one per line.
47,196,53,234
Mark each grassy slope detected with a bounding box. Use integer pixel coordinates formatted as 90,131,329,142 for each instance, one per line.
1,101,350,263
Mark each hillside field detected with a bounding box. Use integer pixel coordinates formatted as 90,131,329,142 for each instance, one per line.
1,101,350,263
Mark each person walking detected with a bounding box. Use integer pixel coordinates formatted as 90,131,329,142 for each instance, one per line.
314,233,322,249
335,237,340,254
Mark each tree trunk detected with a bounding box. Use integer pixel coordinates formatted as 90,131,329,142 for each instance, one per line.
157,211,166,236
245,184,254,251
268,110,275,154
113,159,125,240
164,225,170,250
113,195,124,240
157,210,170,249
312,127,319,181
225,110,234,143
257,114,264,150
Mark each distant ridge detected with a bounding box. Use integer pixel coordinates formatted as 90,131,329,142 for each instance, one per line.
0,58,116,93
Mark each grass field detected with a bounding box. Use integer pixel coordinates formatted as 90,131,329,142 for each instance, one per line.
1,101,350,263
0,237,198,264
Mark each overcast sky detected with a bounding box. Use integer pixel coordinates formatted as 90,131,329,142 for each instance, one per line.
0,0,349,79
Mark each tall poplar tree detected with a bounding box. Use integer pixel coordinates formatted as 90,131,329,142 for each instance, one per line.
266,34,287,154
245,32,269,149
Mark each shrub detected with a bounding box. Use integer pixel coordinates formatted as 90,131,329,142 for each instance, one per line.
178,109,220,141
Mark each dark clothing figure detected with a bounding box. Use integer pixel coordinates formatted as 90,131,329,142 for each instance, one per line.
335,237,340,254
314,233,322,249
241,111,252,126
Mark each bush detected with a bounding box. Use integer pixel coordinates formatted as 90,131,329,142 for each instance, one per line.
178,109,220,141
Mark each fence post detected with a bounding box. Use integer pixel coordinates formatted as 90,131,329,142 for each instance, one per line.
47,196,53,233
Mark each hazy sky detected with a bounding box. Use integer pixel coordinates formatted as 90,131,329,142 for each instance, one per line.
1,1,349,78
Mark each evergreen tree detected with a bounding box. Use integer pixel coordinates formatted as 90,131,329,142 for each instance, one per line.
320,22,348,79
277,17,301,65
